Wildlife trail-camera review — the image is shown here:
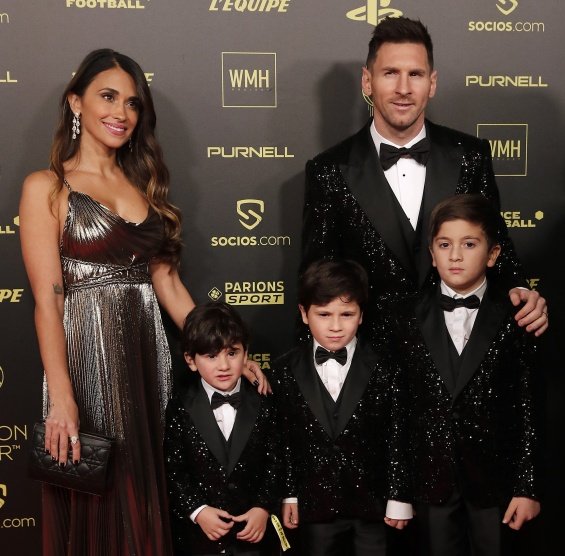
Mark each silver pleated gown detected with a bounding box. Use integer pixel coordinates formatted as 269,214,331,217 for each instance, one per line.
43,184,173,555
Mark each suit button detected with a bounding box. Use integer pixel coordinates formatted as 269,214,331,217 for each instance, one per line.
227,482,236,491
333,412,339,420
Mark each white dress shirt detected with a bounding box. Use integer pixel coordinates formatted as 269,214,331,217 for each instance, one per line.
189,378,242,523
441,279,487,354
370,122,427,230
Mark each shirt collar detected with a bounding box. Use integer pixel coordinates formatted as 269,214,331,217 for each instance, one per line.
441,278,488,302
201,377,241,402
370,120,427,153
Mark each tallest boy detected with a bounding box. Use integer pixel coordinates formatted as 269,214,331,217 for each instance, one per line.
301,17,547,342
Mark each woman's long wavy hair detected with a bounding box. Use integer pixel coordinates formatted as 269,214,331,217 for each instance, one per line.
50,48,182,264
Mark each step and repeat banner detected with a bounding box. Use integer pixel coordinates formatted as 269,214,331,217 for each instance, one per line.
1,1,563,554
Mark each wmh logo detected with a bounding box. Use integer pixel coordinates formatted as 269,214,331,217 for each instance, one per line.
476,123,528,177
346,0,403,26
222,52,277,108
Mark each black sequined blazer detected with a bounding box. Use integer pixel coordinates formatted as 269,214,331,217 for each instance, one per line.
270,340,410,524
302,119,525,343
163,379,281,554
389,282,540,508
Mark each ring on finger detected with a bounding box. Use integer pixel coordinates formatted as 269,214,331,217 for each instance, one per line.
70,435,79,445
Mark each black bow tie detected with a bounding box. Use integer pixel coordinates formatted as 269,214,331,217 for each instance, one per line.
379,138,430,171
440,294,481,312
315,346,348,366
210,391,241,410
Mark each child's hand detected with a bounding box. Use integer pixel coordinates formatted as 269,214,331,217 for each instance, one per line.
232,507,269,543
384,517,410,530
244,360,272,395
282,502,299,529
502,497,540,530
195,507,234,540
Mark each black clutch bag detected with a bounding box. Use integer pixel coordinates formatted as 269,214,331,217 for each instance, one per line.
28,422,115,496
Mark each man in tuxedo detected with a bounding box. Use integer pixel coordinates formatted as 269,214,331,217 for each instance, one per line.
387,194,541,555
301,16,547,346
271,260,412,556
164,302,281,556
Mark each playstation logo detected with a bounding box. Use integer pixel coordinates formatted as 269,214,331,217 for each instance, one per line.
346,0,403,26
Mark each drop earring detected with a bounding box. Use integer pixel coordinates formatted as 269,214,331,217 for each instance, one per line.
72,113,81,140
362,90,374,117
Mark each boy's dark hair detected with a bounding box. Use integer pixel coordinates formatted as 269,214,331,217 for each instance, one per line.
182,302,249,357
298,259,369,311
366,16,434,69
428,194,502,250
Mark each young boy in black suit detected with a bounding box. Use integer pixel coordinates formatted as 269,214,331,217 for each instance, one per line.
388,194,541,556
164,302,281,556
271,259,412,556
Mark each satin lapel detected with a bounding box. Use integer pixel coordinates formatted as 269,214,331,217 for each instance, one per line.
183,382,228,469
416,121,465,285
333,342,377,438
341,122,416,278
291,344,334,438
415,287,456,395
226,381,260,476
452,286,508,400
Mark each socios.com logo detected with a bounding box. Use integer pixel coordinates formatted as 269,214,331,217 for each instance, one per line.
237,199,264,230
346,0,403,26
496,0,518,16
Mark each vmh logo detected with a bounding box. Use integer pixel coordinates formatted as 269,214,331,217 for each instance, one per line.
496,0,518,16
346,0,403,26
237,200,264,230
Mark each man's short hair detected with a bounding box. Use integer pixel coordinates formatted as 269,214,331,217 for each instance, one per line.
182,302,249,357
298,259,369,311
366,16,434,69
428,194,502,250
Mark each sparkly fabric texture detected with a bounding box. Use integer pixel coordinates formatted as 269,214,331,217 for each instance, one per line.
42,189,173,555
378,285,540,508
301,119,525,346
270,342,410,524
163,381,282,554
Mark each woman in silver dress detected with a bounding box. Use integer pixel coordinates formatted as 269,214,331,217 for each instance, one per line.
20,49,265,556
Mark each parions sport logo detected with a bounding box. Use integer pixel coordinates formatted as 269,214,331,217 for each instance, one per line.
209,0,292,12
468,1,544,32
208,281,285,305
346,0,403,26
210,200,291,248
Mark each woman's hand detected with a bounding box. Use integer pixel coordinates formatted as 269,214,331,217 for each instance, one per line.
243,359,272,395
45,395,81,465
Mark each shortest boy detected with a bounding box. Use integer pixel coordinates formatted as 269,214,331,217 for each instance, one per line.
271,259,412,556
391,194,541,556
164,302,280,556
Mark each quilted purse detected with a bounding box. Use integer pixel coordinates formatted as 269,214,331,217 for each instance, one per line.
28,422,114,496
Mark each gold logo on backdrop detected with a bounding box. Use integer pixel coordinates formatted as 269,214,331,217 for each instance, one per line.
207,146,294,158
0,289,24,302
501,210,543,228
208,287,223,301
237,200,264,231
0,216,19,235
65,0,146,8
0,484,6,509
224,281,284,305
0,71,17,84
0,425,27,462
248,353,271,370
346,0,403,26
0,366,4,389
0,12,9,23
527,278,540,290
496,0,518,16
465,75,547,88
477,123,528,177
209,0,291,12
